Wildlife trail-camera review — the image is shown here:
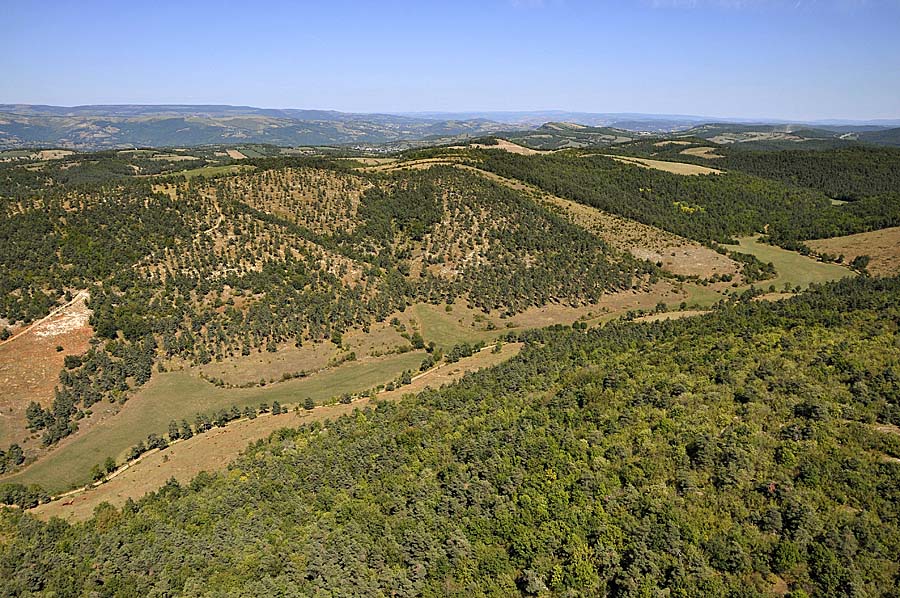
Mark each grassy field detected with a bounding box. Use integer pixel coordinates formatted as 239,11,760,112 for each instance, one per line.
678,236,855,307
5,350,424,493
199,340,339,386
408,303,504,349
604,155,722,176
33,343,525,522
679,146,723,160
682,283,729,308
807,227,900,277
725,236,854,291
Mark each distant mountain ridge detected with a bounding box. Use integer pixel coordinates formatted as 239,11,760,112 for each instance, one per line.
0,105,510,150
1,104,899,149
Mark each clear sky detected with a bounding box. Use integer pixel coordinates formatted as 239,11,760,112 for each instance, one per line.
2,0,899,120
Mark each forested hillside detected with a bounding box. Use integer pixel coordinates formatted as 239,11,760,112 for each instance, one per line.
2,142,894,462
0,154,655,452
2,276,899,596
613,143,900,201
475,149,900,246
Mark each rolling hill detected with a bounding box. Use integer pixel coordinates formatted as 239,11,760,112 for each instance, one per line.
1,137,899,597
0,105,511,150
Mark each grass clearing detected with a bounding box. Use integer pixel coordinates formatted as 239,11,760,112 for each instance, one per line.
724,236,854,291
635,310,710,323
453,139,542,155
806,227,900,277
31,343,524,521
605,155,723,176
378,342,522,402
680,146,724,159
682,283,729,308
199,341,338,386
406,303,504,349
540,192,740,280
4,350,424,493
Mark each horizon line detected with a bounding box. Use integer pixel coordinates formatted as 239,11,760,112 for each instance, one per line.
2,102,899,125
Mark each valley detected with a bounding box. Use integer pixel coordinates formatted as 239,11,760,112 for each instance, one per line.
0,127,898,597
0,138,868,503
4,0,900,589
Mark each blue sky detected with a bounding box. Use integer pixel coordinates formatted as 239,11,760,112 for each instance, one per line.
2,0,899,120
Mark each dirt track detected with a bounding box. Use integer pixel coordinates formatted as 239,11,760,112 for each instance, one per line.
0,290,90,347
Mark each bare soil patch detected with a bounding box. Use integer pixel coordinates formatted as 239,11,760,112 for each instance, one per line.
654,141,691,147
225,149,247,160
0,293,93,448
806,227,900,277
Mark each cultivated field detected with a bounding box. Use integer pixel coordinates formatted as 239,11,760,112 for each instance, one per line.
807,227,900,276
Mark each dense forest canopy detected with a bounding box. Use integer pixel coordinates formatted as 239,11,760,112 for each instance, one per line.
611,144,900,201
474,150,900,246
2,276,899,596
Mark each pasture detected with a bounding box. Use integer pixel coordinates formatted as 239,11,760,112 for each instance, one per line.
605,155,723,175
725,236,854,290
679,146,724,159
5,350,424,493
807,226,900,277
32,342,524,520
